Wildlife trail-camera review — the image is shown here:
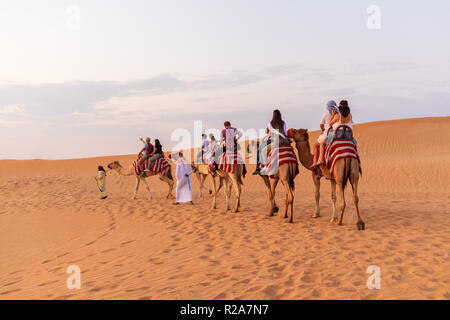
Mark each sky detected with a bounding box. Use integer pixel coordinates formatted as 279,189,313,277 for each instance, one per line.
0,0,449,159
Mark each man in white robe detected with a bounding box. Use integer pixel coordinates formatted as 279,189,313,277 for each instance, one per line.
175,153,193,204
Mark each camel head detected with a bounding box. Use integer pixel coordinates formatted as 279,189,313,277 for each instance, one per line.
288,128,309,143
107,161,122,171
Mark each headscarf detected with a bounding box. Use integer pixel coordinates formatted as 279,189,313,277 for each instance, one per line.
326,100,338,114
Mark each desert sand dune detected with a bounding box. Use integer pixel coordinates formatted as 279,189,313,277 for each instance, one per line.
0,117,449,300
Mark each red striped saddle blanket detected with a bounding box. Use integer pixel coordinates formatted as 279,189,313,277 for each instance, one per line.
133,157,170,176
260,146,298,177
209,151,245,174
324,140,361,175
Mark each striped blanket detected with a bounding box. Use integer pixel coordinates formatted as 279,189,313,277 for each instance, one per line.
324,140,361,175
133,157,171,176
260,146,298,177
209,151,244,174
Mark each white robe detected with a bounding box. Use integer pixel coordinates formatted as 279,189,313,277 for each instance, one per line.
175,158,193,203
95,171,108,199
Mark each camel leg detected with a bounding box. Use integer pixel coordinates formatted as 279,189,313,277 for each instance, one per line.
330,179,337,222
132,177,141,200
210,174,217,210
271,178,279,212
199,174,207,199
350,160,365,230
312,172,321,218
336,181,346,225
215,177,224,195
230,175,241,213
160,174,175,199
141,178,152,200
224,177,232,211
195,173,202,198
334,161,346,226
261,176,275,216
281,179,294,222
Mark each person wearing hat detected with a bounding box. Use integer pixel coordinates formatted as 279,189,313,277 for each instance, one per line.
137,137,154,173
311,100,339,168
95,166,108,199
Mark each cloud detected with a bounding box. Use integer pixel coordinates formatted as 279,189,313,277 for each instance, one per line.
0,105,27,116
0,74,185,117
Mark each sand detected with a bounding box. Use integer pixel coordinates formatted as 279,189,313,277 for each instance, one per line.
0,117,449,300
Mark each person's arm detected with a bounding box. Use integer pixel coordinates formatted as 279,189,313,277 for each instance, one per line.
236,129,243,141
138,147,145,157
219,129,225,146
330,114,340,126
320,124,325,132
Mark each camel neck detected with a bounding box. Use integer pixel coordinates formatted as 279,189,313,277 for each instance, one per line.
116,165,135,176
295,141,313,171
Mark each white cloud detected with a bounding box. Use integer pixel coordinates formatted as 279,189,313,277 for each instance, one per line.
0,105,27,116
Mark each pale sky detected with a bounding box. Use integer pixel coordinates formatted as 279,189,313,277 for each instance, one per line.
0,0,449,159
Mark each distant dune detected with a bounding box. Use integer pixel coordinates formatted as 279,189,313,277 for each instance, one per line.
0,117,449,299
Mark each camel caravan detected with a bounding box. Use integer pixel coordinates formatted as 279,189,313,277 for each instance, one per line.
106,100,365,230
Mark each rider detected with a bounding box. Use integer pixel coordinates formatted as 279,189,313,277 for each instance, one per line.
146,139,164,171
196,134,209,164
211,121,243,173
311,100,338,168
206,134,219,162
138,137,154,171
318,100,354,166
260,109,289,162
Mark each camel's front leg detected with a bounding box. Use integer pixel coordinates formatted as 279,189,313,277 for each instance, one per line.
132,177,140,200
198,174,204,198
215,177,224,195
330,179,337,222
312,172,321,218
141,178,152,200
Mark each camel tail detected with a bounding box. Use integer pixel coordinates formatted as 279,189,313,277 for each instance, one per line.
342,158,351,189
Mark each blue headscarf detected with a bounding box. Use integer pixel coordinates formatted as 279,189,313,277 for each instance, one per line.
326,100,338,114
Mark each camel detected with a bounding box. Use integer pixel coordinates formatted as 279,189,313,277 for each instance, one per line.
290,129,365,230
191,163,222,198
107,161,174,200
211,163,244,213
259,144,298,223
192,158,244,213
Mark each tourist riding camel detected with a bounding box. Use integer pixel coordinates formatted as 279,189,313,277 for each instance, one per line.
195,134,209,164
289,100,365,230
107,140,174,200
260,110,298,222
208,121,245,213
311,100,338,167
137,137,154,171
